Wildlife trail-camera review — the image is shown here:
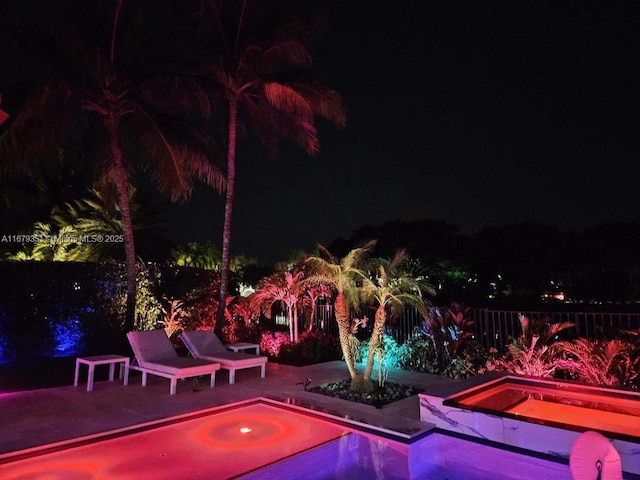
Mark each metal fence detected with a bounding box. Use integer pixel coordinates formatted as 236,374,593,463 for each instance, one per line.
312,304,426,344
309,305,640,351
471,309,640,351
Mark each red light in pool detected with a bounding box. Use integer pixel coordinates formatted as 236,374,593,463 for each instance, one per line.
240,427,252,434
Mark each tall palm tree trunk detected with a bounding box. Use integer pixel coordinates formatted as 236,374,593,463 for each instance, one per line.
106,115,137,332
216,99,237,332
363,306,386,382
335,293,357,379
293,306,299,342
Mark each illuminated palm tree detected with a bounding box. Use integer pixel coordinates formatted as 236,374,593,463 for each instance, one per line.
306,242,374,380
0,1,224,331
170,2,346,327
358,251,434,393
251,270,305,342
303,283,332,331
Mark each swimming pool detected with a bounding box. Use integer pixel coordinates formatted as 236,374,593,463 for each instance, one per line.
240,428,571,479
0,398,572,479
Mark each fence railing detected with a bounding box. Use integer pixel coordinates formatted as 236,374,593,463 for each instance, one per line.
306,305,640,351
471,309,640,351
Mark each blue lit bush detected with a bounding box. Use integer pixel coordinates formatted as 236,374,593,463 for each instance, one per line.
0,261,223,364
50,317,84,357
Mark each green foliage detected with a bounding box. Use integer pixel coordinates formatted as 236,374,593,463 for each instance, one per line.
134,264,164,331
443,339,488,379
360,334,405,385
6,189,173,263
403,303,477,377
170,242,221,270
398,336,486,379
308,379,423,408
398,336,439,374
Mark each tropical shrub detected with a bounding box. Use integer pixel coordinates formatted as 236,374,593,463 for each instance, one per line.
259,331,291,357
443,339,488,379
360,333,405,386
398,336,439,374
399,335,486,379
221,299,261,344
560,338,639,388
485,314,575,378
400,303,479,378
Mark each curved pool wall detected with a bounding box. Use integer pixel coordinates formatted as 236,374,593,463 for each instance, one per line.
419,375,640,476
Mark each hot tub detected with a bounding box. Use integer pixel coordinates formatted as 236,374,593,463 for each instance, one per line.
419,375,640,476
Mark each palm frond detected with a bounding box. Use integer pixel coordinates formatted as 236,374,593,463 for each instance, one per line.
263,82,313,120
120,106,191,201
289,82,346,127
259,39,312,74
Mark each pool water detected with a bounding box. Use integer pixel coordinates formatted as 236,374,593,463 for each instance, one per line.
240,430,571,480
0,400,572,480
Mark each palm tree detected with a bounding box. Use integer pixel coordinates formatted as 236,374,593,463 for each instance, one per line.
358,251,434,393
1,2,224,331
251,270,305,342
303,283,332,331
306,242,375,380
171,2,346,328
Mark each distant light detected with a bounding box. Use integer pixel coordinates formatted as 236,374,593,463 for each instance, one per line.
239,427,252,434
541,291,565,302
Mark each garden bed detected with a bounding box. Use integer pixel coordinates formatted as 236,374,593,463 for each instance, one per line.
308,379,424,408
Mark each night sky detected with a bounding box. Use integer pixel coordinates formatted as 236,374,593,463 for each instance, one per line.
168,1,640,265
4,2,640,265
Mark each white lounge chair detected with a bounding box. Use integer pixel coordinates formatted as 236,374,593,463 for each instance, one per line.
180,330,267,384
126,330,220,395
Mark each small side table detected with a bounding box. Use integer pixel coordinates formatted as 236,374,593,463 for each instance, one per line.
74,354,130,392
226,342,260,355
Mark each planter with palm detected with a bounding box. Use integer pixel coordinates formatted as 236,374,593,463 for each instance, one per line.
306,242,374,381
357,250,434,393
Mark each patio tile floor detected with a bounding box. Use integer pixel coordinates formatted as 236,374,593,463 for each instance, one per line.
1,360,491,455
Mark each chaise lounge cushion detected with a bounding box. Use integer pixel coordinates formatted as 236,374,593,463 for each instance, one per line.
127,330,220,374
182,330,229,354
140,357,221,376
180,331,267,371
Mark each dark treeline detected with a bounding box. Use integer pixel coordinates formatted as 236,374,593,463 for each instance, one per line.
328,220,640,308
